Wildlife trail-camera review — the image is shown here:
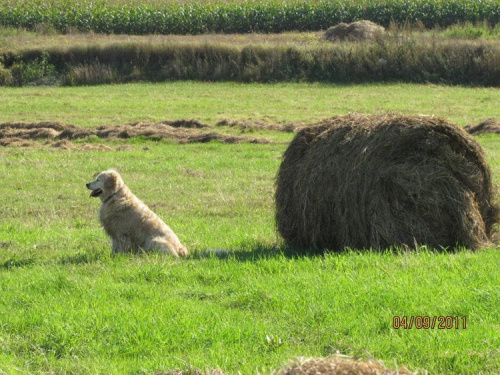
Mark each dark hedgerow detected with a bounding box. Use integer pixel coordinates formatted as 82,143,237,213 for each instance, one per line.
1,38,500,86
1,0,500,35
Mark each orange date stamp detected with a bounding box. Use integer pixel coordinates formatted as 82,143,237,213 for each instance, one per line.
393,316,467,329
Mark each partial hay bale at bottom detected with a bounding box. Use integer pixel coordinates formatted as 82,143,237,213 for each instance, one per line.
276,356,416,375
275,114,499,252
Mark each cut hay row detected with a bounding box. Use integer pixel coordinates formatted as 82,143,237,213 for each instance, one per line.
275,114,499,252
1,138,129,151
0,121,271,145
1,0,499,35
1,118,498,149
465,118,500,135
216,119,301,133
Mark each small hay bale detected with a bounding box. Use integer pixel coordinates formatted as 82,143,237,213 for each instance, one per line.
276,356,416,375
465,118,500,135
323,20,385,42
275,114,499,251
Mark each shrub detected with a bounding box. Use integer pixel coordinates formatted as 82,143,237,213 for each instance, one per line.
0,65,13,85
9,52,56,86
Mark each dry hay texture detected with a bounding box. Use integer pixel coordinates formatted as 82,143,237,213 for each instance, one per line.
216,119,302,133
161,370,225,375
323,20,385,42
276,356,415,375
275,114,499,252
0,120,270,148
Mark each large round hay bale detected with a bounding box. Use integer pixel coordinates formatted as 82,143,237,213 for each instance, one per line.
275,114,499,251
323,20,385,42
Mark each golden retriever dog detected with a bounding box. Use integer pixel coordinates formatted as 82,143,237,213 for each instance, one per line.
86,169,188,256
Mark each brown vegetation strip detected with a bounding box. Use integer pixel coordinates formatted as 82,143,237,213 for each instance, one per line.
1,118,496,150
216,119,303,133
0,137,132,151
0,121,270,147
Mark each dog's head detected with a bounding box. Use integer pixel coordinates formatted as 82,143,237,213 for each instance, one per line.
86,170,124,201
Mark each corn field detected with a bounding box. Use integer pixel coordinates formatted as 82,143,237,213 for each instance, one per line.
1,0,500,35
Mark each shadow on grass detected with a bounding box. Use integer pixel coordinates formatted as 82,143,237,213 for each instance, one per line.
58,249,110,265
191,242,328,262
191,241,473,262
0,257,36,270
50,240,476,266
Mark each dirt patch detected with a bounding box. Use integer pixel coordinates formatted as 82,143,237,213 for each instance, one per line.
0,121,271,147
216,119,302,132
275,113,499,252
323,20,385,42
465,118,500,135
276,356,416,375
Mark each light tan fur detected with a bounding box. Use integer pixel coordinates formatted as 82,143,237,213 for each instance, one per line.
86,169,188,256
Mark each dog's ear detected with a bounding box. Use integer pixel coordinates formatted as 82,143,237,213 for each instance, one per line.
104,172,118,192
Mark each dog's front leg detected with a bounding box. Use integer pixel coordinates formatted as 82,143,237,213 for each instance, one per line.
112,236,131,254
112,238,123,254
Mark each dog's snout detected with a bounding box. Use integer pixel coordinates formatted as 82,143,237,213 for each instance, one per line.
86,183,91,188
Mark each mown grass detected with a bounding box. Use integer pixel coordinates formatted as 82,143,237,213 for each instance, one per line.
0,83,499,373
0,82,499,128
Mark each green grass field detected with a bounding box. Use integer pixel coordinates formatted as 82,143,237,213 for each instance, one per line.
1,82,499,374
1,82,500,127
